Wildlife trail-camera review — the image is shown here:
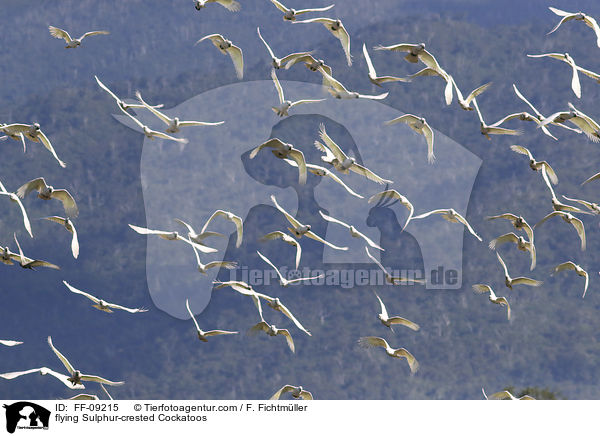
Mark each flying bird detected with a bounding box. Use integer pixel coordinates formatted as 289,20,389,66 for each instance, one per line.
200,210,244,248
271,194,348,251
47,336,125,386
315,123,392,184
547,7,600,47
527,53,582,98
269,0,334,21
0,340,22,347
482,388,536,400
472,284,511,320
406,68,453,105
190,243,237,274
117,105,189,143
256,250,323,287
270,385,313,400
283,159,364,199
135,91,224,133
365,247,425,285
510,145,558,184
374,42,444,72
0,367,85,390
511,84,578,140
534,211,586,251
294,18,352,66
260,231,302,269
63,281,148,313
540,102,600,142
495,251,543,289
374,291,420,332
489,232,536,271
561,195,600,214
540,166,587,214
48,26,109,48
12,233,60,270
375,43,450,100
254,292,311,336
552,261,589,298
248,321,295,353
213,280,264,320
174,218,225,246
0,123,66,168
0,123,27,152
257,28,314,69
95,75,164,112
128,224,218,253
0,180,32,238
318,67,388,100
485,213,535,243
412,208,482,241
357,336,419,373
41,216,79,259
185,299,238,341
285,54,333,76
490,110,561,135
318,210,383,250
450,77,491,111
385,114,435,164
17,178,77,218
194,0,241,11
368,189,414,231
270,69,325,117
251,137,307,185
473,99,522,140
195,34,244,79
362,44,410,87
0,244,24,266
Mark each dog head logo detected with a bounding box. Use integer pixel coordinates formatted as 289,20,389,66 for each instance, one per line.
115,79,481,319
3,402,50,433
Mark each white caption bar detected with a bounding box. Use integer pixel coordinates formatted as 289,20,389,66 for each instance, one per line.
0,400,594,435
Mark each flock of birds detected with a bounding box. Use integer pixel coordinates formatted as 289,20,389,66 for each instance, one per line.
1,1,600,401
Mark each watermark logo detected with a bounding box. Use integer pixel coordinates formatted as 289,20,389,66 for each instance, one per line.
116,79,481,319
3,402,50,433
227,266,460,289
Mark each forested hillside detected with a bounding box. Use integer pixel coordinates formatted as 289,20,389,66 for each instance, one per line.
0,0,599,400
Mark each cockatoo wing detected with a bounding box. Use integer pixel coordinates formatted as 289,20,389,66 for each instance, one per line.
185,298,202,333
79,31,110,41
288,149,307,185
318,123,347,161
349,162,392,185
51,189,79,218
79,374,124,386
277,329,295,353
357,336,388,350
47,336,76,376
270,195,302,228
226,45,244,79
488,232,519,250
510,277,543,287
271,68,285,103
472,284,493,294
387,317,420,331
304,230,348,251
48,26,73,43
63,281,100,304
36,129,66,168
270,384,295,400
